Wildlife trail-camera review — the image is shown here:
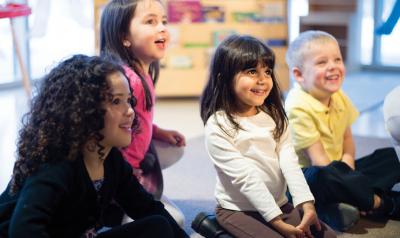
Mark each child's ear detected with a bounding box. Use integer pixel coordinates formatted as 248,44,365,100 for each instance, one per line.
123,40,131,48
292,67,304,84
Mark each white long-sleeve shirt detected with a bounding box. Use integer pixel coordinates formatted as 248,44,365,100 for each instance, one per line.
205,111,314,222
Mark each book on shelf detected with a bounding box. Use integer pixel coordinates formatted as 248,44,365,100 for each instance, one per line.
202,5,225,23
258,1,285,23
167,0,203,23
213,30,237,47
231,1,286,23
266,38,287,47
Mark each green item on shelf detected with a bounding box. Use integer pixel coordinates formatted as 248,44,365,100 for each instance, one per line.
232,12,257,22
183,43,211,48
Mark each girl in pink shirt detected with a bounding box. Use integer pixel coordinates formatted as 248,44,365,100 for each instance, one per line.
100,0,186,226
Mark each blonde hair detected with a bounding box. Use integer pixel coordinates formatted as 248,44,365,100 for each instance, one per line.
286,30,338,70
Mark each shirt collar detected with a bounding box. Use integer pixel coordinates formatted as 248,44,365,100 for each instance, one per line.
296,85,345,113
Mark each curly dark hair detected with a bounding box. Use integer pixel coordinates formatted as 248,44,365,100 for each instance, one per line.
10,54,138,194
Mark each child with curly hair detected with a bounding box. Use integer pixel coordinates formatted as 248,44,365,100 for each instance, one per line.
0,55,188,238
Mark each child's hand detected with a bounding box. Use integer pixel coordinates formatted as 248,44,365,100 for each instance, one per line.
270,217,304,238
296,202,321,238
341,155,355,170
154,128,186,146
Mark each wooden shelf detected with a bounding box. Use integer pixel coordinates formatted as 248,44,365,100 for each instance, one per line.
300,12,353,26
169,23,287,44
299,0,357,63
94,0,289,97
158,0,289,97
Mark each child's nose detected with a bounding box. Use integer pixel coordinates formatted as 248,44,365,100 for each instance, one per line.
327,60,337,70
158,23,167,33
257,79,266,86
258,74,269,83
127,106,135,118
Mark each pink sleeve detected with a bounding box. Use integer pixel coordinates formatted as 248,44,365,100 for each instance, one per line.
121,66,154,169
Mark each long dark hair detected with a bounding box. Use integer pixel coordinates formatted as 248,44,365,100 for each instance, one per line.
200,35,287,140
100,0,160,111
10,55,138,194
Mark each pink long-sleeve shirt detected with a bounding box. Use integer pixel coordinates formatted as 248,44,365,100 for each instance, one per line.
122,66,157,168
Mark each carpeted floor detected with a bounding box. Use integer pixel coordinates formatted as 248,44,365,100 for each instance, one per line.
163,135,400,237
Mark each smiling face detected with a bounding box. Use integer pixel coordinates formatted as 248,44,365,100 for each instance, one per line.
101,72,135,150
123,0,169,70
294,40,345,105
233,62,273,116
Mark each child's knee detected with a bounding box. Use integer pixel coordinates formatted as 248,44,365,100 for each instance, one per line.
384,86,400,145
386,116,400,144
154,140,184,169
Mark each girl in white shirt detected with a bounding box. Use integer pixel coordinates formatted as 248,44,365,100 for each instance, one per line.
200,35,336,238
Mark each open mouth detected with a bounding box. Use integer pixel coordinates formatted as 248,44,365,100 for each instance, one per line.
250,89,267,96
119,123,132,133
155,38,166,48
326,74,340,81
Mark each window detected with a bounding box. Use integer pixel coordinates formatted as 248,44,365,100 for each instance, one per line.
29,0,95,78
0,15,15,83
380,0,400,65
361,0,400,67
0,0,95,85
0,0,28,84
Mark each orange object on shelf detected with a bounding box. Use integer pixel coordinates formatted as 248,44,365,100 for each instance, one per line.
0,3,32,98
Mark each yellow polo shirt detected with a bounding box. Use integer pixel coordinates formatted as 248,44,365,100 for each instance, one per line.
285,85,359,167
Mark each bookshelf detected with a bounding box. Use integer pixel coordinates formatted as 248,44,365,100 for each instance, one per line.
299,0,357,63
94,0,289,97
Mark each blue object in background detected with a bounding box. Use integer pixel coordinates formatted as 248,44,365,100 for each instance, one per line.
376,0,400,35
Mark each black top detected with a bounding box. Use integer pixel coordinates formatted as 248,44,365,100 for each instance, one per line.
0,148,188,238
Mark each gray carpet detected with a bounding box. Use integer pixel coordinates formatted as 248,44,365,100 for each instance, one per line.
163,135,400,237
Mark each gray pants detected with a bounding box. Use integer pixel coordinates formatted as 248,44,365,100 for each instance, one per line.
215,203,336,238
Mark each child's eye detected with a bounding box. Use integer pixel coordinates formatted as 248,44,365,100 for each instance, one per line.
335,57,342,63
247,69,257,76
162,19,168,25
265,69,272,76
316,60,326,65
146,19,156,25
112,98,121,105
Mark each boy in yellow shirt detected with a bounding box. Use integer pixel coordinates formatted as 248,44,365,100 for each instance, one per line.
285,30,400,231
